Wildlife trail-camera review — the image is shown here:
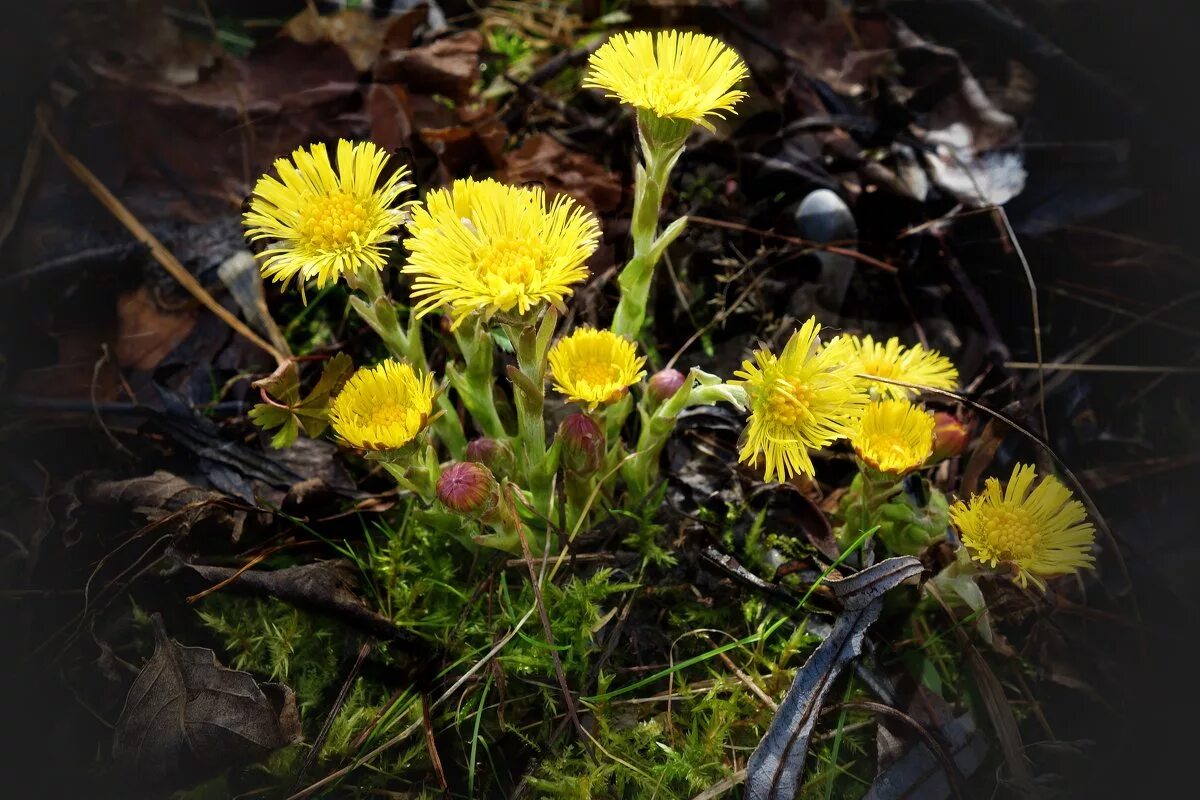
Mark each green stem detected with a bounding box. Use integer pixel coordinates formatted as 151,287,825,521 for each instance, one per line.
611,125,688,340
451,320,507,440
379,443,441,505
347,270,466,456
622,371,746,499
503,312,557,517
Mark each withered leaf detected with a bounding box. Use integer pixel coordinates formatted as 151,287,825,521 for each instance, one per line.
745,557,924,800
112,614,301,786
501,133,622,213
89,470,247,541
187,560,419,646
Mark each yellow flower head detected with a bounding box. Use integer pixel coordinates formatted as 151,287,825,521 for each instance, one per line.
731,318,867,482
244,140,413,289
950,463,1095,589
583,30,749,131
402,179,601,329
329,360,436,451
852,399,936,476
845,335,959,399
548,328,646,410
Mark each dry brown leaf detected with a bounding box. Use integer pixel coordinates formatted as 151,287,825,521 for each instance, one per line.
376,30,484,102
501,133,622,213
116,285,196,371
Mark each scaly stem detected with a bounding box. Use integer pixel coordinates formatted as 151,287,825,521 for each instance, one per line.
451,319,507,439
348,269,466,456
611,113,689,340
504,311,557,517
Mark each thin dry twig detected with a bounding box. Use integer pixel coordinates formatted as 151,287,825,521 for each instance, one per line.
688,215,899,273
39,116,286,365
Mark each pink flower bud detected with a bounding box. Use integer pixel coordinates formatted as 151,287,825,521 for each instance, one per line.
932,412,969,460
557,412,604,474
465,437,515,478
437,462,499,516
647,368,686,403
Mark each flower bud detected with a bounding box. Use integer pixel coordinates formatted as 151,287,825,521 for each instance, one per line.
437,462,499,517
465,437,515,478
647,368,687,404
557,412,604,474
932,412,969,460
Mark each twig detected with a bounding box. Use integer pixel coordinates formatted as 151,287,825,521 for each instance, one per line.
1004,361,1200,374
688,215,899,273
38,116,285,365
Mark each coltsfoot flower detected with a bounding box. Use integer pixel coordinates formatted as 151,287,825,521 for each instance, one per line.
402,179,601,329
950,463,1096,589
842,335,959,399
852,399,936,476
548,328,646,410
731,318,867,482
243,140,413,288
329,360,436,451
583,30,749,131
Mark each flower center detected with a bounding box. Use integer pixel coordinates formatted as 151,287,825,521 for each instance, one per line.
862,359,898,380
869,433,912,462
299,190,371,251
765,380,813,427
476,237,543,288
644,71,692,109
981,507,1040,561
574,359,622,389
370,402,420,434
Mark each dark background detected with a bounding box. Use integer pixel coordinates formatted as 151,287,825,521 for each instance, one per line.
1,1,1197,797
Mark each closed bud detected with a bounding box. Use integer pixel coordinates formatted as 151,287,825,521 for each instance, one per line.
465,437,515,478
437,462,499,517
557,412,604,474
932,412,969,460
647,368,687,403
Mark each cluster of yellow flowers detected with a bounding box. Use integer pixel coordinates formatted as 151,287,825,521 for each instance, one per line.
242,29,1094,589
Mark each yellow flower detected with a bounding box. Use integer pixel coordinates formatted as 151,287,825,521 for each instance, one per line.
329,360,436,451
243,140,413,289
851,399,936,476
402,179,601,329
548,328,646,410
731,318,867,482
845,335,959,399
583,30,749,131
950,463,1095,589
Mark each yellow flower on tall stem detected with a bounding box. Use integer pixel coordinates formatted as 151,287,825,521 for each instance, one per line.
329,361,436,451
243,140,413,289
950,463,1095,589
852,399,936,476
731,318,867,482
402,179,601,329
583,30,749,131
844,335,958,399
548,328,646,410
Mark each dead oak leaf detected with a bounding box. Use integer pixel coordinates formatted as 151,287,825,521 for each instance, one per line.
501,133,622,213
113,614,301,786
